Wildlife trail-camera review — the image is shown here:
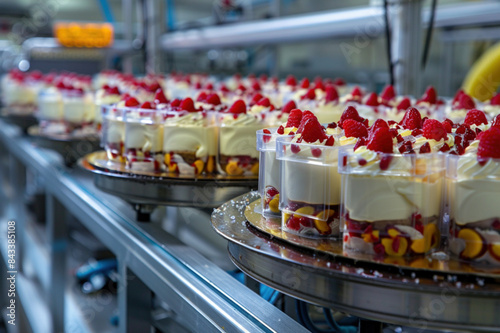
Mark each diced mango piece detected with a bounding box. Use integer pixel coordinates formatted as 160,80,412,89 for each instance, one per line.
293,206,315,217
269,195,280,213
489,243,500,261
164,153,171,165
314,219,331,235
411,238,426,253
387,228,400,238
250,162,259,176
315,209,335,220
226,161,244,176
381,237,408,257
424,223,440,250
457,228,485,259
283,212,291,222
193,160,204,174
206,156,215,173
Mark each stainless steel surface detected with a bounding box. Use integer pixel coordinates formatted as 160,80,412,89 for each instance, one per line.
391,0,423,96
0,111,37,133
27,126,100,166
80,151,258,208
22,37,135,56
212,192,500,332
160,2,500,51
0,119,303,332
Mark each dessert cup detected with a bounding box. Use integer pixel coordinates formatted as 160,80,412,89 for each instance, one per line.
101,105,125,162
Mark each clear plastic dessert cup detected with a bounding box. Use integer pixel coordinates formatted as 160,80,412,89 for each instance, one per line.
122,107,164,172
217,112,266,176
447,154,500,266
162,110,218,175
101,105,125,162
256,129,294,217
276,137,342,238
339,147,445,257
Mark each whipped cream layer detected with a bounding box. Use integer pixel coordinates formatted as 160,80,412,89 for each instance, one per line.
219,113,264,158
262,150,280,190
105,119,124,144
2,81,36,105
38,88,63,120
125,122,163,152
62,94,94,124
163,112,217,157
451,155,500,225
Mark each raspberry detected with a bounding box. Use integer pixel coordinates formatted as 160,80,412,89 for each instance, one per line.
396,97,411,111
277,125,285,134
325,136,335,146
477,127,500,160
374,243,385,255
257,97,271,107
287,217,300,231
492,114,500,127
300,118,327,143
300,77,310,89
423,119,447,141
301,88,316,100
343,119,368,138
334,77,346,86
250,93,263,106
281,100,296,114
124,96,140,107
251,81,261,91
452,89,464,104
285,109,302,128
327,122,337,129
205,93,221,105
170,98,181,107
311,148,322,157
365,92,379,106
419,142,431,154
220,84,230,92
370,119,389,133
400,107,422,130
439,143,450,152
285,75,297,86
339,106,364,128
107,86,120,95
491,93,500,106
291,144,301,154
358,158,367,166
325,84,339,102
455,93,476,110
314,80,325,91
263,129,272,143
398,141,414,154
441,120,452,133
266,186,279,199
418,86,437,104
180,98,196,112
351,86,363,101
367,127,393,153
380,155,393,170
381,84,395,103
463,109,488,126
296,112,316,133
353,137,366,151
205,82,214,90
228,99,247,114
153,89,168,105
139,101,155,109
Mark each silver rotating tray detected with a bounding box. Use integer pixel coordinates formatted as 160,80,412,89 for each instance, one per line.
1,108,37,133
211,192,500,332
28,126,100,166
79,151,258,210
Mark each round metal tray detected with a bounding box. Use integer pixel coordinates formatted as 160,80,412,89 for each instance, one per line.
0,108,37,133
79,151,258,215
211,192,500,332
28,126,100,166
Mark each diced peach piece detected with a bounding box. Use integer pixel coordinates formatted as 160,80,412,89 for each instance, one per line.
206,156,215,173
283,212,291,222
381,237,408,257
315,209,335,220
293,206,315,217
164,153,171,165
250,162,259,175
457,228,486,259
269,195,280,213
488,243,500,261
387,228,400,238
411,238,426,253
424,223,440,250
314,219,331,235
226,161,244,175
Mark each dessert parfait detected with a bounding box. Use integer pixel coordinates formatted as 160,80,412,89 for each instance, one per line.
276,112,342,238
448,125,500,265
163,97,218,175
256,108,303,217
483,92,500,119
1,69,39,115
217,99,266,176
340,110,447,257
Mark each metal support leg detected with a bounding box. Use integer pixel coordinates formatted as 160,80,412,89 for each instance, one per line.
390,0,424,96
45,194,67,333
244,274,260,294
118,257,152,333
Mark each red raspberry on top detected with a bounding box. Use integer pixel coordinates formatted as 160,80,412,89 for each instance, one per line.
350,86,363,101
281,100,297,114
205,93,221,105
227,99,247,114
452,89,465,104
380,85,395,103
492,114,500,128
454,93,476,110
250,93,264,106
343,119,368,138
180,97,196,112
296,111,317,134
491,93,500,106
396,97,411,112
154,89,168,104
300,78,310,89
285,109,302,128
369,119,389,133
324,85,339,103
463,109,488,126
339,106,365,128
257,97,272,107
285,75,297,86
301,88,316,100
399,107,422,130
124,96,140,107
300,117,327,143
367,127,393,154
441,120,452,133
478,127,500,160
418,86,437,104
423,119,447,141
365,92,379,106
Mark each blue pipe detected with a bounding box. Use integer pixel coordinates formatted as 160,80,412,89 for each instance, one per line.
98,0,115,23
